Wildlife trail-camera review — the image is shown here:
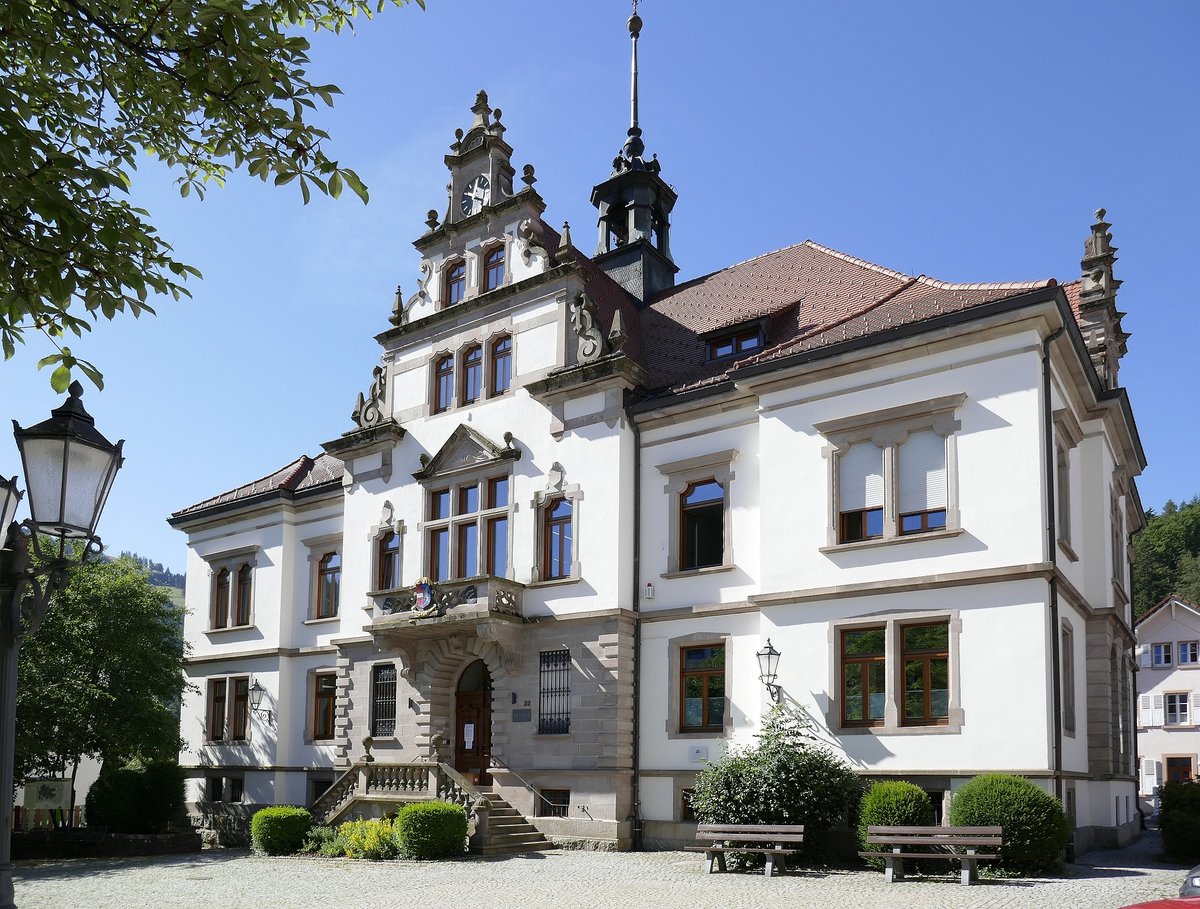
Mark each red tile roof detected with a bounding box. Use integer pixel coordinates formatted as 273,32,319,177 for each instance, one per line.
171,453,343,521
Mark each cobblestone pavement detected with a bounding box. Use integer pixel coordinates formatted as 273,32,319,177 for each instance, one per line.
14,834,1189,909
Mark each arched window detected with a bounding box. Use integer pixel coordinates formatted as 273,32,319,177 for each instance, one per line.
433,354,454,413
543,497,573,580
490,335,512,397
234,563,252,626
316,552,340,618
213,568,230,629
444,260,466,307
483,246,506,291
461,345,483,405
377,531,401,591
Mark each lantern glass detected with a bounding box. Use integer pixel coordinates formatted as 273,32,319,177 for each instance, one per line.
249,681,265,710
0,476,22,533
756,640,781,685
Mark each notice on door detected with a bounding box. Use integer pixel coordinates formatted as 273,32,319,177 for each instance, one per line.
463,723,475,750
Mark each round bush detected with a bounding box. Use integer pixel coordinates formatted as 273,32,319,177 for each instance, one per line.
948,774,1068,873
85,760,184,833
857,781,933,866
250,806,313,856
395,801,469,858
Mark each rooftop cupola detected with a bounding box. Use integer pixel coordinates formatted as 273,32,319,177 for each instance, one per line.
590,4,678,306
442,90,517,226
1078,208,1130,389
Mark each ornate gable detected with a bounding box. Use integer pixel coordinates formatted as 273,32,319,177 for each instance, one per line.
412,424,521,481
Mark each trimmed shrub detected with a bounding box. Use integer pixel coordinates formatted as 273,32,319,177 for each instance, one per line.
85,760,184,833
1160,780,1200,863
690,705,860,863
395,801,469,859
337,818,399,860
857,781,934,868
250,806,313,856
948,774,1068,874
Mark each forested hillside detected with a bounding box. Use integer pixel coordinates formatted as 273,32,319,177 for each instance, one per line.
1133,496,1200,617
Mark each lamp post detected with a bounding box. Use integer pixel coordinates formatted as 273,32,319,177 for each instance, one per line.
756,639,782,703
0,382,123,909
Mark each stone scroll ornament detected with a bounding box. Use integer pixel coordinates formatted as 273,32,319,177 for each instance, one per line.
569,291,609,364
351,365,387,429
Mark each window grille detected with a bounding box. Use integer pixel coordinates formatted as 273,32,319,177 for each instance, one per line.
538,788,570,818
372,664,398,737
538,649,571,734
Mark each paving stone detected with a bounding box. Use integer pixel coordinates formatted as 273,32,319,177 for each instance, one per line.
13,833,1187,909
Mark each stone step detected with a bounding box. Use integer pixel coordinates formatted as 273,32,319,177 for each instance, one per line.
477,840,556,856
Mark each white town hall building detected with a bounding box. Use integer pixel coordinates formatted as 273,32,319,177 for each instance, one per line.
170,12,1145,855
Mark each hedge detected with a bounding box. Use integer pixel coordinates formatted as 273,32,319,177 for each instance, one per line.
338,817,399,860
948,774,1068,874
250,807,313,856
1161,780,1200,863
395,802,469,858
85,761,184,834
857,781,933,868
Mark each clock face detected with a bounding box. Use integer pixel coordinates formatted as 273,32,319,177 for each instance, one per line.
460,174,490,216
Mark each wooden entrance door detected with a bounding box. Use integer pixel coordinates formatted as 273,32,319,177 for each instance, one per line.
1166,756,1194,784
454,660,492,785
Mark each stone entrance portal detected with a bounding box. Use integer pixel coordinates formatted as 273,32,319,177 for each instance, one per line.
454,659,493,785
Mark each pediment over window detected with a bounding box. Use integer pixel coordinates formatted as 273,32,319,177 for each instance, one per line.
412,424,521,481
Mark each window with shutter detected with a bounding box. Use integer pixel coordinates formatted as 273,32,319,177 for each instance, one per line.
839,443,884,542
898,430,947,535
1142,758,1156,794
1151,694,1165,726
1139,694,1152,727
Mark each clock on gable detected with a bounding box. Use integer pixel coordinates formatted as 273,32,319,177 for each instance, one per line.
460,174,491,217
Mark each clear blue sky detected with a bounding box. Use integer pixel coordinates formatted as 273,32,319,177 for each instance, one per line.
2,0,1197,573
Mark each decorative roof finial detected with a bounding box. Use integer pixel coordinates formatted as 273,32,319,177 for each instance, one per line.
623,1,645,162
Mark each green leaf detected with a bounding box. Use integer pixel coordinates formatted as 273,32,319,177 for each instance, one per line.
50,364,71,393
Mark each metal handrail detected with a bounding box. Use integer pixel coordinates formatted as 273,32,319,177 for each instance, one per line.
488,754,559,810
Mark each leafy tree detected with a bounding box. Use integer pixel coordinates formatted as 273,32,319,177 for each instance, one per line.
1,0,423,389
1132,495,1200,616
15,554,190,805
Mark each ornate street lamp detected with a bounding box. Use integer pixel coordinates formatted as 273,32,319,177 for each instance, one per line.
756,639,783,703
248,680,274,725
1,382,123,909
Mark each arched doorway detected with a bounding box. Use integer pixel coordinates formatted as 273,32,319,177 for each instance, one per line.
454,659,492,785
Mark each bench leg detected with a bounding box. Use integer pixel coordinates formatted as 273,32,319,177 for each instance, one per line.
704,850,726,874
883,855,905,884
961,857,977,886
764,853,775,877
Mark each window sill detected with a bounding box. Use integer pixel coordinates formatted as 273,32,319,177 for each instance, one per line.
661,564,736,580
204,624,256,636
1057,538,1079,562
367,587,406,598
836,723,961,737
820,526,965,554
528,576,581,589
303,616,340,626
666,728,730,741
204,739,251,745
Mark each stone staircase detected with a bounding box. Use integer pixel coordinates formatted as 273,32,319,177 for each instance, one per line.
477,789,554,855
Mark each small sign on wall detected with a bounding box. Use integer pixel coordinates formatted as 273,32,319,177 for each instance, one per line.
688,746,708,763
24,779,71,811
512,708,532,723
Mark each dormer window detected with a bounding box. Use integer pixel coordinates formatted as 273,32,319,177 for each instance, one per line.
444,260,466,307
706,327,763,361
484,247,506,291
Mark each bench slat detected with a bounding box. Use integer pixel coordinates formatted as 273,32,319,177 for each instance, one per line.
867,826,1001,835
686,846,802,855
866,836,1000,846
859,851,1000,861
697,834,806,843
697,825,804,833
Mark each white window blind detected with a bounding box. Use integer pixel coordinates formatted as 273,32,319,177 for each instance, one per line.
839,443,883,512
1142,758,1159,794
898,430,947,513
1138,694,1152,726
1137,645,1150,668
1151,693,1164,727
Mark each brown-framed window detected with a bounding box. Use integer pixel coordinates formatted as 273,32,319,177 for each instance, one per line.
483,246,506,291
313,673,337,740
543,497,573,580
841,626,886,726
208,679,228,741
212,568,230,629
490,335,512,397
680,644,725,731
430,527,450,581
1062,625,1076,734
231,677,250,740
680,479,723,570
461,344,483,405
433,354,454,413
839,442,884,542
234,563,252,626
706,329,762,360
486,476,509,576
444,260,466,307
316,552,340,618
897,430,947,535
425,476,511,581
901,622,949,726
377,531,400,591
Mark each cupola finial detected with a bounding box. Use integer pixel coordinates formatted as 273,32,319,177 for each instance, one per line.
625,1,645,160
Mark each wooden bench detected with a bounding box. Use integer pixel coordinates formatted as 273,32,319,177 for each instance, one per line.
685,823,804,877
859,825,1003,886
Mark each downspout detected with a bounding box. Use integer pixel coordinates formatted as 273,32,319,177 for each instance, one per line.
1043,324,1066,806
629,405,644,851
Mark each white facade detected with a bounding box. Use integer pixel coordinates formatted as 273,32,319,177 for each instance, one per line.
1136,595,1200,807
171,89,1145,854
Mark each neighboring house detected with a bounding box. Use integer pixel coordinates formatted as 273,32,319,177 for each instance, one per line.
169,17,1145,854
1136,594,1200,810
